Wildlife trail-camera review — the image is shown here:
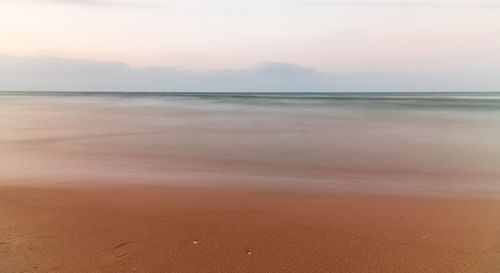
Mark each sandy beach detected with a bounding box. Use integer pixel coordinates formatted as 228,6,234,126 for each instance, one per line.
1,184,499,273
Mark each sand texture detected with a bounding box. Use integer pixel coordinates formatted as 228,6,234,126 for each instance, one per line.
1,185,499,273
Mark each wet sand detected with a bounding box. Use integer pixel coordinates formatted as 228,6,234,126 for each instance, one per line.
1,184,499,273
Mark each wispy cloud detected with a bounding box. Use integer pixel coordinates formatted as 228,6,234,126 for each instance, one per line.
34,0,165,8
298,0,500,9
30,0,500,10
38,0,106,5
302,0,427,8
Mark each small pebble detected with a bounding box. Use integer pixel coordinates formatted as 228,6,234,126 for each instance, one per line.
193,240,199,245
247,251,252,255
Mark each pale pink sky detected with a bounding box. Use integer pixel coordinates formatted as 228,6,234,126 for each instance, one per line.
2,0,500,73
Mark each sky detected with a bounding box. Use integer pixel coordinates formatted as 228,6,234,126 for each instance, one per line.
1,0,500,91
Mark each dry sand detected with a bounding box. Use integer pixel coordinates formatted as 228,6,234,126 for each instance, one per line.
1,184,499,273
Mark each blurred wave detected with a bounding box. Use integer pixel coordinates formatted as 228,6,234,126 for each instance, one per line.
1,92,499,197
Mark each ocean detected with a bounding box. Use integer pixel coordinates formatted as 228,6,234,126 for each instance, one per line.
1,92,499,197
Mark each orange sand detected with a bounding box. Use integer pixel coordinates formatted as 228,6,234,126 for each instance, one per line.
1,185,499,273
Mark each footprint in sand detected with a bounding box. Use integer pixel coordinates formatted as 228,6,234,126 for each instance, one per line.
111,241,137,258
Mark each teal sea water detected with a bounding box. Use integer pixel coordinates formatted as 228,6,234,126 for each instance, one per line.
1,92,500,197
